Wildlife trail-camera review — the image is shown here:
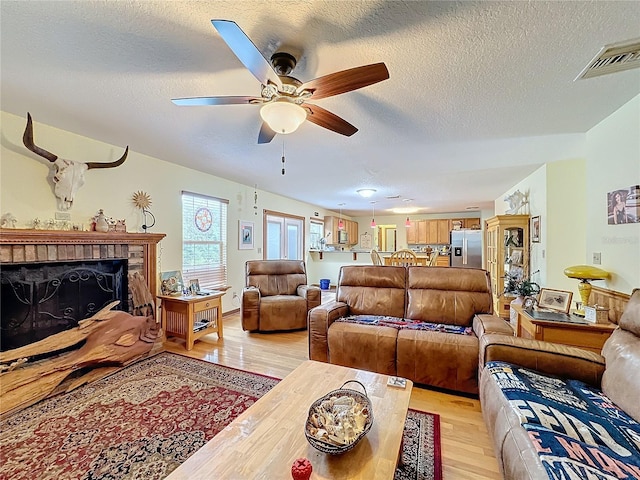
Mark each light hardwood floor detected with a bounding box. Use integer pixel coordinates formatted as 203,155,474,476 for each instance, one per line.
164,311,502,480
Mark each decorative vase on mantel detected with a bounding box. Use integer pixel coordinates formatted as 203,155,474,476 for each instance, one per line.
94,209,109,233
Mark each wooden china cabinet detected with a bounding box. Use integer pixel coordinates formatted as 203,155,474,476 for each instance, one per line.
485,215,530,319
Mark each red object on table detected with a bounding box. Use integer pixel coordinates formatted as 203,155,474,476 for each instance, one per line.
291,457,313,480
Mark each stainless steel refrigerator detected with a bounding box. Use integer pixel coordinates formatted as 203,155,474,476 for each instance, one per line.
450,230,482,268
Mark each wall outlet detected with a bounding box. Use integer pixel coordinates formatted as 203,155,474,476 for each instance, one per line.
593,252,601,265
257,247,262,254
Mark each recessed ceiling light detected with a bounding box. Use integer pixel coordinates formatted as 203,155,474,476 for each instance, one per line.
357,188,377,198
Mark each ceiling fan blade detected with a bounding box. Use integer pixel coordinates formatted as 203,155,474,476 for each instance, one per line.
258,122,277,144
299,63,389,100
305,104,358,136
171,96,262,106
211,20,282,89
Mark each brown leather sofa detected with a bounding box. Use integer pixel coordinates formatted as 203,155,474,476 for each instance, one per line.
308,265,513,394
241,260,321,332
479,288,640,479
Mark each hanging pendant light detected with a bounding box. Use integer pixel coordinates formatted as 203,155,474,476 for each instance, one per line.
370,201,377,228
338,203,345,230
405,216,411,227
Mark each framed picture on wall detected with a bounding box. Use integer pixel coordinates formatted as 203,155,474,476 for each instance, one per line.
239,220,254,250
531,216,541,243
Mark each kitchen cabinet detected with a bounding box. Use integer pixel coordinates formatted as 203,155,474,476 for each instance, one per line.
407,217,481,246
451,218,481,230
437,219,450,243
324,216,358,246
417,220,428,244
425,219,449,244
485,214,530,319
436,254,450,267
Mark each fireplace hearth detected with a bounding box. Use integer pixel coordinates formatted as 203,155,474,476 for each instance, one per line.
1,259,128,351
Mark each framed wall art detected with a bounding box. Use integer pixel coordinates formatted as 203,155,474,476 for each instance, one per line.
537,288,573,314
160,270,184,296
239,220,254,250
531,216,540,243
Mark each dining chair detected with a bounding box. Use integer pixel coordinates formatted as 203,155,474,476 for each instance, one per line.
389,249,418,266
370,249,383,266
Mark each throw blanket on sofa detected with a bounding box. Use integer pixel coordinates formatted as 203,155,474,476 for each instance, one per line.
336,315,473,335
485,361,640,479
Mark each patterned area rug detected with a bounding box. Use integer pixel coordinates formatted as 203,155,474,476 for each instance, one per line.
0,353,442,480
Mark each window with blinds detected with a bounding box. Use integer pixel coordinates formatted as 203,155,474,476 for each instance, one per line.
182,191,228,290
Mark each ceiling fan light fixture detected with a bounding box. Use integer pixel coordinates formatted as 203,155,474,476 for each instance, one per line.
260,100,307,134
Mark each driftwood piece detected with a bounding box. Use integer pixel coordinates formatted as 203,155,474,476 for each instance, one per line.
0,301,121,364
0,304,163,417
129,271,156,317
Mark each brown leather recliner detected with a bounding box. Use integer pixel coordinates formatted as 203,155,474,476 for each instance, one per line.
241,260,321,332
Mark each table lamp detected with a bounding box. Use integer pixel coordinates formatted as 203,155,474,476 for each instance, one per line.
563,265,609,316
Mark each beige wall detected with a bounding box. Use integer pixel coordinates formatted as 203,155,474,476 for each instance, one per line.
585,94,640,294
495,94,639,297
0,111,334,311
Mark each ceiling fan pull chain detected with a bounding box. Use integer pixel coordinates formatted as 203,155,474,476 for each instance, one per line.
281,140,286,175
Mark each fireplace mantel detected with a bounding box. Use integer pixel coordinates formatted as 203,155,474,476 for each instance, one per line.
0,229,166,300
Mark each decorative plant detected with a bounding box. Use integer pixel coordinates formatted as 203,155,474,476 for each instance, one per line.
504,270,540,297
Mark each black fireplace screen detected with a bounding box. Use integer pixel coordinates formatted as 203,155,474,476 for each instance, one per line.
1,259,128,352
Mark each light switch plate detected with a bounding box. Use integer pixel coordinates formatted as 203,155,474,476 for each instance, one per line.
55,212,71,221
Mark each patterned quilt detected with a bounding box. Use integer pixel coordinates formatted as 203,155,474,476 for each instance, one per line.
486,361,640,479
336,315,473,335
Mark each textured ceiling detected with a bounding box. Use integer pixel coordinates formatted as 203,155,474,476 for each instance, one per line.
2,1,639,216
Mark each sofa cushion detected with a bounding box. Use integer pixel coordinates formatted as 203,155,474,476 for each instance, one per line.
485,361,640,458
258,295,308,331
397,330,479,394
406,266,493,326
336,266,406,318
327,322,397,375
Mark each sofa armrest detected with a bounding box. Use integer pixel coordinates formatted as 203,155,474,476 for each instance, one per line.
308,300,349,362
480,334,605,387
241,286,260,332
473,314,514,337
297,285,321,310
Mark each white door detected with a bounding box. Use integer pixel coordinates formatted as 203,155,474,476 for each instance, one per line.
265,213,304,260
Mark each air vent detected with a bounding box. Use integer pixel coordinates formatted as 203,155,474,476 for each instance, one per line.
386,195,400,199
575,37,640,80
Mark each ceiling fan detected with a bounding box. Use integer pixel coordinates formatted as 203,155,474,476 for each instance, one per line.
172,20,390,144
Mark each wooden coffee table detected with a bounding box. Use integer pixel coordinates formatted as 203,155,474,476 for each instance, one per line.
166,360,413,479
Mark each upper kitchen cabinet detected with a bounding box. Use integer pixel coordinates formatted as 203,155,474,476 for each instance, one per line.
425,219,450,244
324,216,358,246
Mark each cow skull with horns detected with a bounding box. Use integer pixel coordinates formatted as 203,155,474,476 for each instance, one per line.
22,113,129,210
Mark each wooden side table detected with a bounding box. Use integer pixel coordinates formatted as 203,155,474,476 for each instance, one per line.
511,304,616,353
158,292,224,350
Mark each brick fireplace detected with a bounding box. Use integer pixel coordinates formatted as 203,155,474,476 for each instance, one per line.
0,229,165,293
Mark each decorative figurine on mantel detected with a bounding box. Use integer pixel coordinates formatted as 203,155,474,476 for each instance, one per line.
0,213,17,229
93,209,109,232
132,191,155,233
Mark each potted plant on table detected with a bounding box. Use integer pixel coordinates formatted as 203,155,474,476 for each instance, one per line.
504,270,541,309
